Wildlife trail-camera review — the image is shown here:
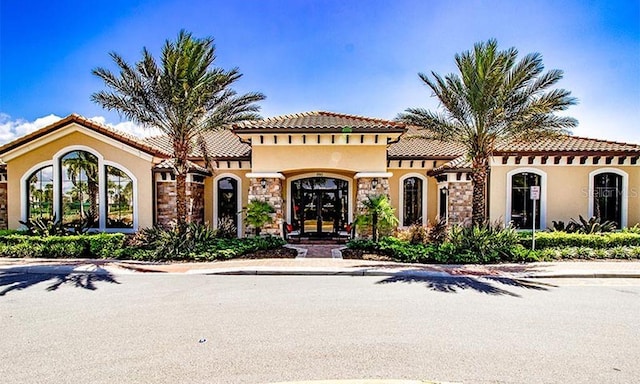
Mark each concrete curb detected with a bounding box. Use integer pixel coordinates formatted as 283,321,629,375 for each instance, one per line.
1,259,639,279
187,267,453,277
269,380,459,384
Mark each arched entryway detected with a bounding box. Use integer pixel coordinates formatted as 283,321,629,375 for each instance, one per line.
289,175,351,237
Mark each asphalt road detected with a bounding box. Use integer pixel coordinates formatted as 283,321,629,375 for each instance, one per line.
1,272,639,384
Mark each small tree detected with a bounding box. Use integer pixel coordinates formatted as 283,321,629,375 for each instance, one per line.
245,199,275,236
356,194,399,242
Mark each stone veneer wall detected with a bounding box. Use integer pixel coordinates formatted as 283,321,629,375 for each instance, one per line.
155,173,206,227
247,177,283,236
187,181,205,224
0,172,7,230
447,181,473,226
355,177,390,237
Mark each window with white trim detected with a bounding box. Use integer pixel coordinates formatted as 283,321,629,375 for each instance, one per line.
217,176,239,232
27,166,54,220
23,149,136,231
510,172,540,229
593,172,623,228
402,177,423,226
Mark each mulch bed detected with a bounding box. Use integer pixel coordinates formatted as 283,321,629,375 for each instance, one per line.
239,247,298,259
340,248,394,261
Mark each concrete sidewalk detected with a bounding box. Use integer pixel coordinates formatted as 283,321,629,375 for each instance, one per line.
1,257,639,279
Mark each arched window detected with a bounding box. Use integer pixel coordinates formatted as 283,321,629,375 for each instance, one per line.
22,147,137,232
61,151,99,227
27,166,54,220
593,172,623,228
106,166,134,228
510,172,541,229
402,177,423,226
217,176,239,233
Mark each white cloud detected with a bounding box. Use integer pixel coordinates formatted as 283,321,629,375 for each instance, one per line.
0,113,63,145
88,116,162,138
0,114,163,146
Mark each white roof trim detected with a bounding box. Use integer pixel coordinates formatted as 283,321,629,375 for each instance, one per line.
354,172,393,179
245,172,285,179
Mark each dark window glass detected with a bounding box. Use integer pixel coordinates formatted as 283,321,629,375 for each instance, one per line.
593,173,622,228
218,177,238,231
439,188,448,222
510,173,541,229
403,177,422,226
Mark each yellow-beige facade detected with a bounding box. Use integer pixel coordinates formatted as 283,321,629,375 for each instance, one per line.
0,111,638,237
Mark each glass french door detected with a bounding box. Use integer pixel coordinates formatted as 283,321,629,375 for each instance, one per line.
291,177,348,236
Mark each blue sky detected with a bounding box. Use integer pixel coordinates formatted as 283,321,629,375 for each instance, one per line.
1,0,638,143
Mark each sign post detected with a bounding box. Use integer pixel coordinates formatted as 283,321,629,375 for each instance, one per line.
530,186,540,250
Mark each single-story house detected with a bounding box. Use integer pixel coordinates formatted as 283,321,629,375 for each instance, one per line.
0,111,638,236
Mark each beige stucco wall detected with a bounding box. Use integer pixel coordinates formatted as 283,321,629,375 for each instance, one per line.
251,145,387,173
5,129,156,230
489,165,640,228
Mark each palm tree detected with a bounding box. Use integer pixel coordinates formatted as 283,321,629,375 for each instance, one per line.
92,30,265,227
356,194,399,242
398,39,577,226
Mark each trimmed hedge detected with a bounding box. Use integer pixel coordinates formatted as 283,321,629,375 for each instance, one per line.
347,237,538,264
519,231,640,249
0,232,287,261
127,235,287,262
0,233,126,259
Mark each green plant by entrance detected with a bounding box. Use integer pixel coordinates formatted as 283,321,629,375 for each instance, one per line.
245,199,275,236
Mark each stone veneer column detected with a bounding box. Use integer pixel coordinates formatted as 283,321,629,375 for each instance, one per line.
246,177,283,236
155,172,207,227
355,177,391,213
0,171,7,230
186,178,205,224
447,181,473,226
354,173,392,238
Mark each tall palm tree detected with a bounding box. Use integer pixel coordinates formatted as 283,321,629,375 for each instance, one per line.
92,30,265,227
398,39,577,226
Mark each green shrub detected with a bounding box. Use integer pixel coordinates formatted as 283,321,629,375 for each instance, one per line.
447,223,521,263
0,233,126,259
126,223,287,261
551,215,617,234
521,231,640,249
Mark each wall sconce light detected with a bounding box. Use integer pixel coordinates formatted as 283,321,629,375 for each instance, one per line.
260,178,267,189
371,178,378,189
442,186,449,195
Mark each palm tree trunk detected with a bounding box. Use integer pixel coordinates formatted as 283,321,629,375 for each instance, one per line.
372,212,378,242
88,181,98,225
173,141,190,229
176,171,187,227
471,157,489,226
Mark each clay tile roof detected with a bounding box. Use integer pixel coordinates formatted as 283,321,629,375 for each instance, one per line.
143,129,251,159
0,113,171,157
387,126,465,159
429,155,471,174
153,159,211,175
233,111,406,133
495,135,640,155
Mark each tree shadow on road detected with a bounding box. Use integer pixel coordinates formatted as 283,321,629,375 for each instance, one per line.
0,266,119,296
376,274,555,297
